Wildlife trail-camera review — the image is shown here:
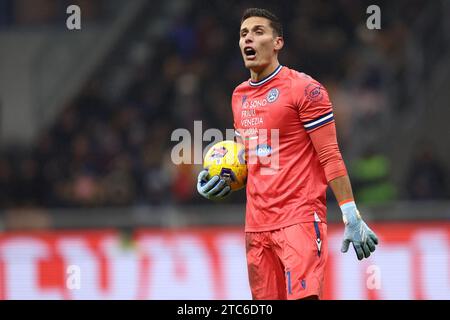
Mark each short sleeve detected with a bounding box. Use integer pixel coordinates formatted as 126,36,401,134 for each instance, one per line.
295,77,334,133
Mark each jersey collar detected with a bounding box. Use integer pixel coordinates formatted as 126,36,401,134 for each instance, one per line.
249,65,283,87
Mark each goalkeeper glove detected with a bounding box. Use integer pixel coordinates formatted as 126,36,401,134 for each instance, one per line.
197,170,231,200
340,200,379,260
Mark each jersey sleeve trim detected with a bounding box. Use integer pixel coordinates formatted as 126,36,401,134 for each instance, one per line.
303,112,334,131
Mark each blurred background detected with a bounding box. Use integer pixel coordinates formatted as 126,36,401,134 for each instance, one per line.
0,0,449,299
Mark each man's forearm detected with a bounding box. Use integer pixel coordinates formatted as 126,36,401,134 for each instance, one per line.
329,175,354,204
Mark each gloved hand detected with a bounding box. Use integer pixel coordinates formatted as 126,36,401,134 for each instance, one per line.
197,170,231,200
340,201,379,260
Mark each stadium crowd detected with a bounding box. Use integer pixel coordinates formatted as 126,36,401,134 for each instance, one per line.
0,0,448,209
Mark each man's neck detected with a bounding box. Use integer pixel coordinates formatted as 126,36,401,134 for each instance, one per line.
250,60,280,82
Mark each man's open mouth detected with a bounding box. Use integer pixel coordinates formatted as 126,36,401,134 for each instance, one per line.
244,47,256,59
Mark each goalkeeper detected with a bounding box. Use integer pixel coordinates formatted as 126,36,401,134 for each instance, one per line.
197,8,378,300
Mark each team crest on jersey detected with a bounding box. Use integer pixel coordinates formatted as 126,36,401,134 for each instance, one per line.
305,83,323,102
267,88,279,103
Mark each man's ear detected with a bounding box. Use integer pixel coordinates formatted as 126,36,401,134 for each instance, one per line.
274,36,284,51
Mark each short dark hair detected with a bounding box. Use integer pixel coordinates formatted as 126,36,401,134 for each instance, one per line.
241,8,283,37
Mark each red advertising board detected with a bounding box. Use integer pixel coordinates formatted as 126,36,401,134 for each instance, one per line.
0,222,449,299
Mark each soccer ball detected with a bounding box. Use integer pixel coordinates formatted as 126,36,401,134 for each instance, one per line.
203,140,247,191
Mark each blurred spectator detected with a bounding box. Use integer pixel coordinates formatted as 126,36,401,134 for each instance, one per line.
406,145,448,200
0,0,14,27
0,158,12,206
350,147,397,205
